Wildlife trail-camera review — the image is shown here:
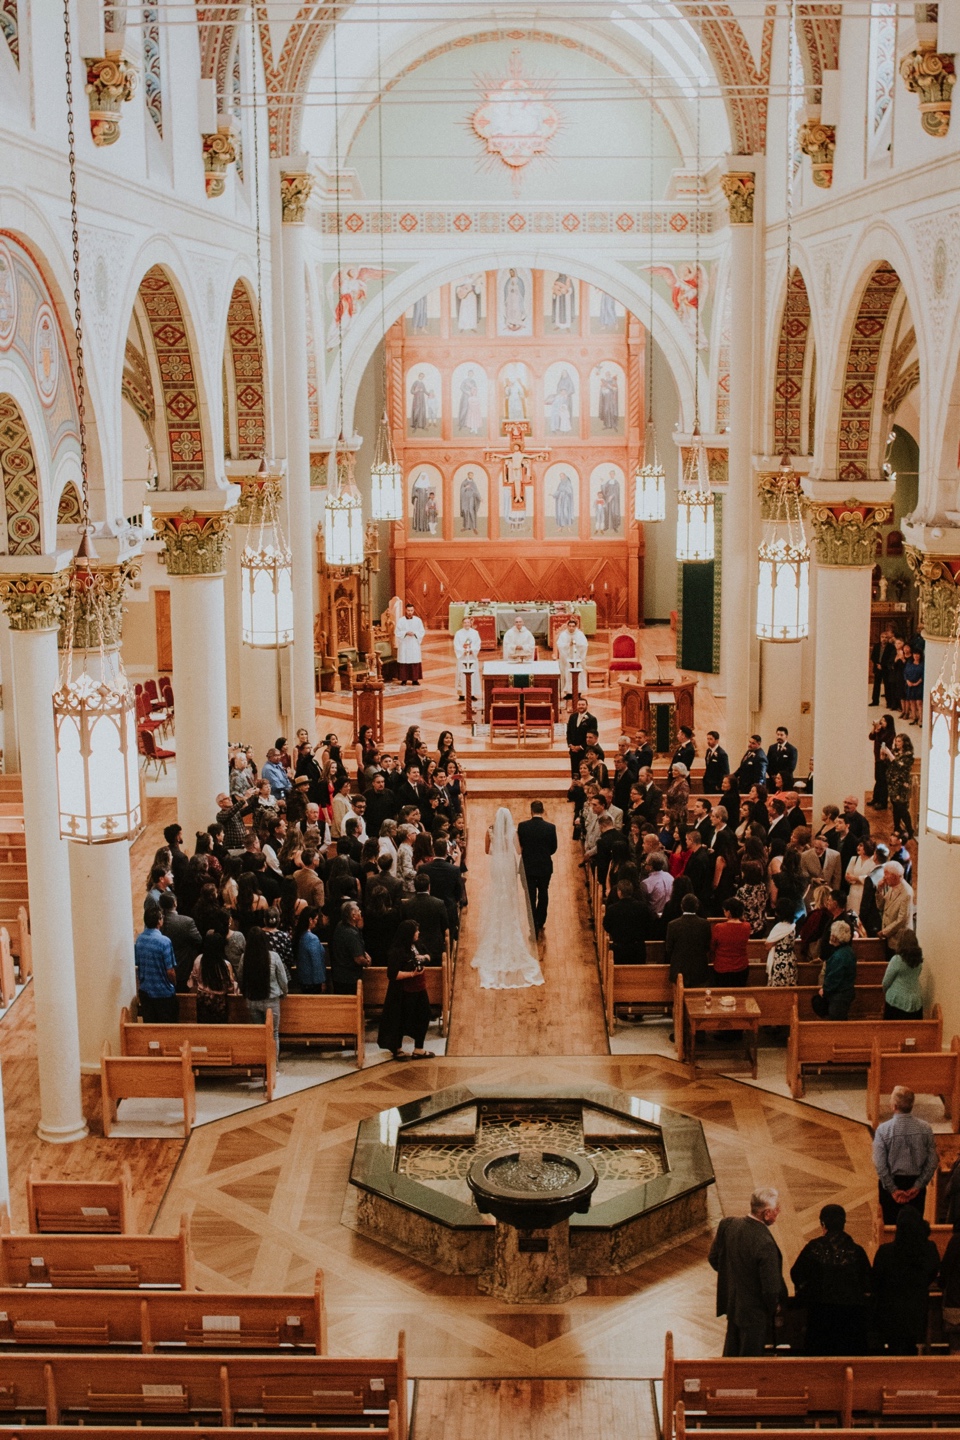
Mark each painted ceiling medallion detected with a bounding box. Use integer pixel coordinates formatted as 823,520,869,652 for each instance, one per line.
469,49,561,194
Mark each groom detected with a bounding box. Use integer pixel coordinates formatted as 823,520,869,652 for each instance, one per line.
517,800,558,938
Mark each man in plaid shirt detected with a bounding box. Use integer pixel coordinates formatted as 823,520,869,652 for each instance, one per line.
216,789,258,852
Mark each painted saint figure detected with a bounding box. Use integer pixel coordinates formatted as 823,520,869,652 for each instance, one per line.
456,275,483,332
548,368,575,435
598,368,620,430
410,295,429,333
459,471,482,533
598,291,618,329
551,273,575,330
602,469,622,532
411,471,434,533
553,472,575,532
503,373,527,422
503,268,526,331
409,372,430,431
457,370,483,435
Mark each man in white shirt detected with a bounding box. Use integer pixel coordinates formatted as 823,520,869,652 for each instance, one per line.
503,616,536,664
453,613,482,699
556,617,588,698
395,602,425,686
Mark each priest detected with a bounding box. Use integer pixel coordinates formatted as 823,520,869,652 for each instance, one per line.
453,613,482,699
395,601,425,686
503,616,536,665
556,617,588,698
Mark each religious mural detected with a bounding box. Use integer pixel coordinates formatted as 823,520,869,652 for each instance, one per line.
409,463,444,535
543,271,577,333
452,362,488,437
453,463,488,538
451,274,485,333
497,361,531,424
325,264,393,349
406,288,441,336
543,362,579,436
543,462,580,538
589,286,625,334
497,267,533,336
405,362,442,436
590,463,625,536
469,49,561,196
641,261,709,347
589,361,625,436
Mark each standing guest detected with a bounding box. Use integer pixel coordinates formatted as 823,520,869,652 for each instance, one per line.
815,803,841,848
710,898,751,986
396,766,428,814
396,826,418,895
603,880,658,964
841,793,870,841
329,901,372,993
398,725,422,772
331,777,356,838
164,823,190,895
767,727,798,790
845,837,876,915
882,929,924,1020
453,614,482,700
179,853,212,917
262,747,292,801
665,764,690,829
939,1223,960,1352
293,850,325,911
870,713,897,809
691,797,713,845
421,840,463,940
435,730,456,768
641,852,674,918
702,731,729,793
859,842,890,937
709,806,740,912
782,792,807,835
872,1206,940,1354
216,790,257,853
187,932,238,1023
362,884,402,964
377,919,432,1061
146,863,174,909
353,726,378,785
517,801,558,938
882,733,916,841
395,602,425,686
735,735,768,791
134,903,178,1022
401,874,448,964
719,772,741,816
157,892,203,990
800,833,841,902
237,926,287,1059
790,1204,871,1355
764,897,798,987
819,889,863,961
871,630,896,707
566,696,598,777
902,648,924,725
877,860,914,956
873,1085,939,1224
364,772,398,836
735,859,769,937
292,907,325,992
668,726,696,780
708,1188,787,1357
684,829,716,912
888,829,914,884
665,894,712,987
810,921,857,1018
631,730,655,772
229,750,256,796
766,798,791,851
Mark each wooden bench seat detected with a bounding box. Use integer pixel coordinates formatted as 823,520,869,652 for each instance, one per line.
676,1409,960,1440
787,1000,944,1097
362,958,450,1036
674,978,887,1061
867,1035,960,1130
101,1044,196,1138
119,1012,275,1101
0,1272,325,1353
26,1167,136,1234
873,1205,955,1259
0,1423,398,1440
277,989,365,1069
0,1215,193,1290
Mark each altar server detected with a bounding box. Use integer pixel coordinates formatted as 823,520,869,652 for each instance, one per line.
395,602,426,686
556,617,588,698
453,614,482,699
503,616,536,665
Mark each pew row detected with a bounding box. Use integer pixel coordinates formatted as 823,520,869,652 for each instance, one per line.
663,1331,960,1440
0,1339,407,1436
26,1167,136,1234
278,990,365,1068
362,955,451,1037
673,979,887,1062
675,1408,960,1440
0,1273,325,1353
787,1000,943,1098
873,1204,954,1259
867,1035,960,1131
128,996,366,1069
0,1423,399,1440
119,1012,275,1100
101,1045,196,1138
0,1215,193,1290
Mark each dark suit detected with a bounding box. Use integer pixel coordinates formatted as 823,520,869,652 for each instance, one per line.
702,746,730,793
396,780,428,814
400,893,448,963
637,781,663,827
517,815,558,933
627,744,654,772
693,815,714,846
566,711,598,776
736,747,768,790
709,827,740,911
685,846,716,911
603,895,658,963
873,640,896,706
612,767,638,815
664,912,712,985
363,788,398,837
669,741,695,779
165,910,204,989
766,815,791,851
767,740,798,789
844,809,870,841
420,858,462,937
709,1215,787,1356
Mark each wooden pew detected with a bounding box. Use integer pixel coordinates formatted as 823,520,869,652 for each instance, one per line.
0,926,16,1008
119,1011,275,1100
0,1215,193,1289
362,955,451,1037
15,905,31,982
675,1407,960,1440
26,1166,136,1233
0,1424,398,1440
0,1337,407,1435
101,1043,196,1138
873,1204,954,1259
932,1133,960,1222
0,1272,326,1353
674,979,887,1060
787,1000,943,1098
867,1035,960,1131
278,988,365,1069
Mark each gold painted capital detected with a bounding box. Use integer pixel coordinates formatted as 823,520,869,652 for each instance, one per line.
904,545,960,638
720,172,755,224
153,507,235,576
0,571,71,631
85,52,138,147
803,498,892,566
797,119,836,188
900,47,956,137
280,171,314,224
236,472,284,527
202,126,238,198
59,561,140,651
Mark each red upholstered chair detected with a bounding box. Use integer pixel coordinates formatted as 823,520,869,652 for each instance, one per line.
520,687,554,742
139,727,175,778
490,689,522,741
607,627,642,686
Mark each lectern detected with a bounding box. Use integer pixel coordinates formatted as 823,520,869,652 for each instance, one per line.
619,678,696,754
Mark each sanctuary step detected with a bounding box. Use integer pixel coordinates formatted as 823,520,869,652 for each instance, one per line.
456,748,573,796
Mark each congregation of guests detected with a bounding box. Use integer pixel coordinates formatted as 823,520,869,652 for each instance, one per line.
134,725,469,1064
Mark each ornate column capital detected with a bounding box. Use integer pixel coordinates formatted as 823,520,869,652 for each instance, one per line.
0,571,71,631
720,172,755,224
797,117,836,188
153,507,235,576
904,545,960,637
280,171,314,224
803,498,892,566
84,52,138,146
202,125,238,198
899,44,956,137
58,561,140,651
235,470,284,527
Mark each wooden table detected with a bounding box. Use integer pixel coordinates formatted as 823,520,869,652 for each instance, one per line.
481,661,561,723
681,994,761,1078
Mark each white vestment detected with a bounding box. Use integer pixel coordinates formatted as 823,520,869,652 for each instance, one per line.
502,626,536,664
394,615,424,665
557,628,589,695
453,625,481,694
470,808,544,990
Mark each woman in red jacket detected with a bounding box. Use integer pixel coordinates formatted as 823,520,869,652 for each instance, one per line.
709,896,751,986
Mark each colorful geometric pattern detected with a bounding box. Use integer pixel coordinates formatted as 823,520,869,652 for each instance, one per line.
0,0,18,66
225,280,264,459
142,5,163,137
232,46,244,182
870,3,897,134
838,261,900,483
321,206,715,237
0,398,41,554
774,267,811,456
305,279,320,439
56,482,83,527
715,285,731,432
137,266,205,490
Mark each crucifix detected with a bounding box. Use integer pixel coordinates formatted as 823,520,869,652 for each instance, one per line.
485,423,549,513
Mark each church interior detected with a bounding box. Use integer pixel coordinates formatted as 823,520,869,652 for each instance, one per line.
2,0,960,1435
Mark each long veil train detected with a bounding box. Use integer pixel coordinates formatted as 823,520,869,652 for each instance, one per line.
470,807,545,991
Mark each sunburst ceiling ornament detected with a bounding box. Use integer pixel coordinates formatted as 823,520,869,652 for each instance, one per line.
469,49,561,194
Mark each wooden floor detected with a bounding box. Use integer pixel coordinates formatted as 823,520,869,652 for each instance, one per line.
412,1379,656,1440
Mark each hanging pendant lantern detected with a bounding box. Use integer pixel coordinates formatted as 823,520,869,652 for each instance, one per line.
370,409,403,521
676,436,714,560
635,427,665,522
240,462,293,648
324,440,365,567
756,456,810,641
53,558,141,843
927,610,960,841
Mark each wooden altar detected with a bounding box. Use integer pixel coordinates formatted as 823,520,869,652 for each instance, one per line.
619,678,696,754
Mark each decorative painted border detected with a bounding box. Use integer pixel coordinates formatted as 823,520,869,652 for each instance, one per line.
225,281,265,460
775,267,811,456
320,206,716,238
137,266,205,491
837,261,900,483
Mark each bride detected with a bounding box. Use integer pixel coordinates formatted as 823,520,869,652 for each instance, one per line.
471,807,545,990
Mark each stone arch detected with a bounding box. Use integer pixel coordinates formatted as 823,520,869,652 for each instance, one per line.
774,267,813,457
837,261,902,483
223,278,265,461
134,264,206,490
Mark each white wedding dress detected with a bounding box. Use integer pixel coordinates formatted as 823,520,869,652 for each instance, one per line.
470,808,545,990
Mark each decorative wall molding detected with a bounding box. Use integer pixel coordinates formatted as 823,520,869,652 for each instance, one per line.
774,268,812,456
153,507,235,575
804,498,891,566
318,205,717,238
904,545,960,637
909,209,960,343
225,282,265,461
0,571,70,630
137,266,206,491
837,261,900,483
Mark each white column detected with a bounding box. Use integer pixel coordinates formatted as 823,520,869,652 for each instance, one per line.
70,840,135,1071
811,561,873,810
2,590,86,1143
279,168,317,734
757,639,803,744
719,172,759,759
168,573,230,843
